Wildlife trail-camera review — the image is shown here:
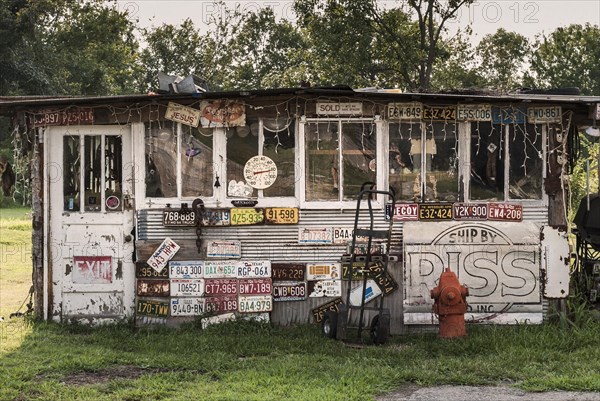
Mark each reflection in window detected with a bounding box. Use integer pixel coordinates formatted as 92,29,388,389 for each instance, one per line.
181,127,214,198
470,122,504,201
342,122,376,201
263,120,295,197
63,136,80,211
226,124,259,197
145,121,176,197
305,122,339,201
84,135,102,211
425,122,459,202
509,124,543,199
389,123,421,201
105,136,122,211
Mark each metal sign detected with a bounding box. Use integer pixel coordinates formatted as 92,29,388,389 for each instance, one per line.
387,102,423,119
316,102,363,116
136,299,169,317
205,295,238,313
491,106,527,124
200,209,231,226
265,207,299,224
136,262,168,279
231,208,264,225
32,108,94,127
165,102,201,127
170,278,204,297
273,282,307,302
170,298,205,316
418,203,454,220
200,100,245,127
349,279,382,307
349,242,386,255
137,279,170,297
204,261,238,278
206,240,241,259
488,203,523,221
298,227,333,245
163,209,196,227
422,105,456,121
271,263,305,281
73,255,112,284
238,278,272,295
527,106,562,123
238,295,273,313
169,261,203,279
306,263,341,280
456,105,492,121
332,227,368,244
308,280,342,297
368,262,399,295
453,203,488,220
386,203,419,221
147,238,180,272
204,278,238,296
237,260,271,278
312,298,344,323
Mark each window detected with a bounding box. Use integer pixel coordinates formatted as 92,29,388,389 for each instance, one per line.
305,120,376,202
470,122,504,201
63,136,80,211
508,124,543,200
145,121,177,197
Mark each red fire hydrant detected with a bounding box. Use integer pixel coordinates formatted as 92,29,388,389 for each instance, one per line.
430,268,469,338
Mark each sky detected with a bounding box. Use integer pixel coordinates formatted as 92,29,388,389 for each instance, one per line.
116,0,600,43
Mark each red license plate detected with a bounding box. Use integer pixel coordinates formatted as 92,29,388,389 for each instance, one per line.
204,279,238,296
204,295,238,313
391,203,418,221
488,203,523,222
238,279,272,295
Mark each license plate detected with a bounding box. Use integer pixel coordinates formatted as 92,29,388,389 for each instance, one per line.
170,278,204,296
204,261,238,278
136,262,168,279
237,260,271,278
265,207,299,224
205,295,238,313
349,279,382,307
238,295,272,313
422,105,456,121
368,262,399,295
306,263,341,280
136,299,169,317
387,102,423,119
273,282,307,301
454,203,488,220
298,227,333,245
307,280,342,297
349,242,386,255
271,263,305,281
418,203,454,220
386,203,419,221
238,278,272,295
312,298,343,323
333,227,368,244
341,261,376,280
488,203,523,222
204,279,238,296
147,238,180,272
170,298,205,316
162,210,196,226
231,208,264,225
200,209,231,226
137,279,170,297
527,106,561,123
456,105,492,121
169,261,203,278
206,240,241,259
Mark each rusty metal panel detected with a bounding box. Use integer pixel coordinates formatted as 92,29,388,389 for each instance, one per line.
541,226,570,298
137,279,170,297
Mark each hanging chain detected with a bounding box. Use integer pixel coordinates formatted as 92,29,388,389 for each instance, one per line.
192,198,205,254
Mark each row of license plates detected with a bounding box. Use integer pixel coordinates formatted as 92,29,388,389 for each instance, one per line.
163,207,298,226
386,202,523,222
137,295,272,317
137,278,273,297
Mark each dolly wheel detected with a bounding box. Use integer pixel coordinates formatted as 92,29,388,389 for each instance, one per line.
370,314,389,345
321,311,338,339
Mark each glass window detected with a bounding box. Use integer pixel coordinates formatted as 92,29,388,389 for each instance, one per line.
145,121,176,198
509,124,543,200
181,127,214,198
263,120,295,197
389,123,421,201
305,121,339,201
104,136,123,211
470,122,504,201
84,135,102,211
63,136,80,211
226,124,259,197
425,122,459,202
342,122,376,201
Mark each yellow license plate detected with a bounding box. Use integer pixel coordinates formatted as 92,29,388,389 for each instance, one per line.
231,208,264,225
265,207,299,224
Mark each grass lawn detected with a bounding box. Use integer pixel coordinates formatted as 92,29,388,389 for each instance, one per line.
2,208,600,400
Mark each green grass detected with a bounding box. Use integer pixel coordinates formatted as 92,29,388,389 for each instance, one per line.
2,208,600,400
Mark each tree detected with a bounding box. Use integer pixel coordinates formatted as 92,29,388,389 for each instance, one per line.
475,28,530,91
430,27,482,90
531,24,600,96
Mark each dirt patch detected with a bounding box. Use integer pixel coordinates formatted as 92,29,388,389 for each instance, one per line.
59,365,173,386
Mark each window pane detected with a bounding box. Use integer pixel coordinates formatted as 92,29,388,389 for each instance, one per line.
105,136,122,211
182,127,214,198
84,136,102,211
470,122,504,201
263,120,295,197
63,136,80,211
342,122,376,201
227,125,259,197
389,123,422,201
145,121,176,198
305,122,339,201
425,122,459,202
509,124,543,199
